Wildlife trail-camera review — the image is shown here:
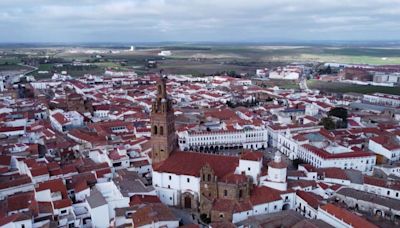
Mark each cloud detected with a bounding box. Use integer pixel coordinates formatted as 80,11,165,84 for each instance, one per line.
0,0,399,42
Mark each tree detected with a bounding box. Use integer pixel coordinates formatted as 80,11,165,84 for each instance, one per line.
329,107,347,120
326,65,332,74
328,107,348,128
320,117,336,130
292,158,305,169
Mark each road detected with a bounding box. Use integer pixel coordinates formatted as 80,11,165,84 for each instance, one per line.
170,207,207,227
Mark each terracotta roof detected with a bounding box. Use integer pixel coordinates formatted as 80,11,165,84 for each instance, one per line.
249,186,282,205
364,176,400,190
53,199,72,209
296,190,322,209
130,195,161,206
0,155,11,166
0,126,24,133
212,198,237,213
6,191,38,216
0,175,32,190
30,166,49,177
132,203,177,227
38,202,53,214
95,167,112,178
154,151,239,178
302,144,374,160
320,204,378,228
51,112,69,125
36,179,68,199
240,151,263,161
268,160,288,169
319,168,349,180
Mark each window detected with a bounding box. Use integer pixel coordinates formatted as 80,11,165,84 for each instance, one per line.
274,205,277,210
153,126,157,135
387,190,390,195
396,192,399,197
187,178,190,183
168,185,170,189
169,175,172,180
248,167,251,171
160,126,164,136
207,174,211,182
239,190,243,198
224,190,228,196
219,213,224,218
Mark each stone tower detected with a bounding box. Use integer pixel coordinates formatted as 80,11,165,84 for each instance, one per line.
151,76,176,164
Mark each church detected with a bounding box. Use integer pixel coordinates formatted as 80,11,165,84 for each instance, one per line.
150,76,294,223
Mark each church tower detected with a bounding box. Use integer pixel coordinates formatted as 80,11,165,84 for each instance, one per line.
150,76,176,164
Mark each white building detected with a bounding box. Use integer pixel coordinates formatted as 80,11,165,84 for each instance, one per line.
363,93,400,107
50,111,84,132
368,136,400,162
178,127,268,151
317,203,377,228
269,66,302,80
298,144,376,173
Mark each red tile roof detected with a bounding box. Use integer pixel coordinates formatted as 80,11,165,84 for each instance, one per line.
296,190,322,209
0,175,32,190
302,144,375,160
320,204,378,228
36,179,68,199
0,155,11,166
30,166,49,177
249,186,282,205
52,112,69,125
130,195,161,206
154,151,239,178
53,199,72,209
240,151,263,161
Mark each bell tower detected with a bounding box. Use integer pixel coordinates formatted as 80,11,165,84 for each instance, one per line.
151,75,176,164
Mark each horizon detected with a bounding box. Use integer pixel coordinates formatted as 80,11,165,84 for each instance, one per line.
1,0,400,43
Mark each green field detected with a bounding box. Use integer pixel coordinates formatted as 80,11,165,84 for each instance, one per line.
0,64,31,71
307,80,400,95
2,44,400,79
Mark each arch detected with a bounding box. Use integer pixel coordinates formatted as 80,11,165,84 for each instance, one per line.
282,203,290,210
181,192,195,210
153,125,158,135
207,174,211,182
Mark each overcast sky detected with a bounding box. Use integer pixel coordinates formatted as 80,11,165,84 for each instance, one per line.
1,0,400,43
